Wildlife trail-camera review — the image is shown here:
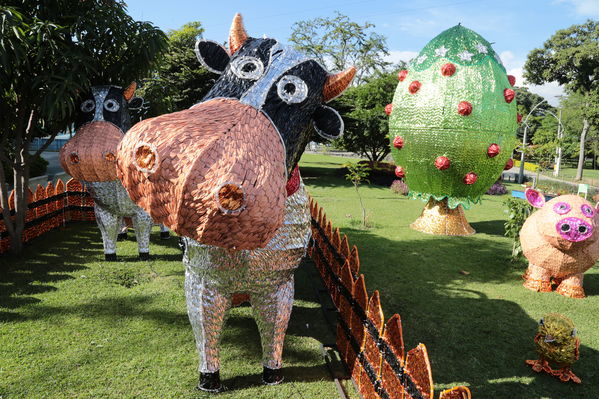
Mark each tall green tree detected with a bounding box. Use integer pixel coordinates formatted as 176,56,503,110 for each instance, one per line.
289,12,390,84
0,0,167,253
514,87,553,142
524,20,599,180
137,22,218,119
331,71,398,163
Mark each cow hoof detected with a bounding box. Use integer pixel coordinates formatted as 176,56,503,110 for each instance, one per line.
262,367,284,385
105,253,117,261
117,232,128,241
160,231,170,240
198,371,224,392
138,252,150,261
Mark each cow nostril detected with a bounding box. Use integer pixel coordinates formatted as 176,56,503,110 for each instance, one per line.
284,83,296,94
69,152,80,164
134,144,157,172
215,183,245,214
561,224,571,233
579,225,588,234
103,151,116,163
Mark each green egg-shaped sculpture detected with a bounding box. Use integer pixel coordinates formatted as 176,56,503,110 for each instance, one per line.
389,24,518,235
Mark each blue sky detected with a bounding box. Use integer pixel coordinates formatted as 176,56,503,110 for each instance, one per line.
124,0,599,105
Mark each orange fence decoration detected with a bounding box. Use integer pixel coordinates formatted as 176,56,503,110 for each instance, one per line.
308,196,470,399
0,178,96,254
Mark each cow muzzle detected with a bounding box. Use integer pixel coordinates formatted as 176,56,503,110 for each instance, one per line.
59,121,124,182
116,98,287,250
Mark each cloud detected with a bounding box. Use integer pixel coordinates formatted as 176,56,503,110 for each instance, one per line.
385,50,418,65
555,0,599,16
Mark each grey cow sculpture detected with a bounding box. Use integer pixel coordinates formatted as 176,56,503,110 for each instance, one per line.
60,84,154,261
115,14,355,391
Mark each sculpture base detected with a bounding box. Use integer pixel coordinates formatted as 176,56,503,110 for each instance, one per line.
410,198,475,236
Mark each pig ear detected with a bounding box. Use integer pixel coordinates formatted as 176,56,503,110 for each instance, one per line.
195,39,230,74
128,97,144,110
525,188,545,208
312,105,344,140
595,201,599,214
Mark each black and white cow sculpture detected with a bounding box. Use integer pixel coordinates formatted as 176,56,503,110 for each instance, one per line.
116,14,355,391
60,84,154,261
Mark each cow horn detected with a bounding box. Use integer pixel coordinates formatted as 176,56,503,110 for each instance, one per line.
323,66,356,102
229,13,248,55
123,81,137,101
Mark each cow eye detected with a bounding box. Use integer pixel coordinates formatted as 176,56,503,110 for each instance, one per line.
277,75,308,104
104,99,120,112
80,99,95,113
230,56,264,80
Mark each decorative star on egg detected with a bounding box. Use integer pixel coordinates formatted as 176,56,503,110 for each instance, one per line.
457,50,474,61
474,42,488,54
416,55,428,64
435,46,449,57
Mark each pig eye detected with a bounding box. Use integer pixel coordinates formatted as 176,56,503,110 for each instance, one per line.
277,75,308,104
230,56,264,80
581,204,594,218
80,99,95,113
553,202,571,215
104,99,120,112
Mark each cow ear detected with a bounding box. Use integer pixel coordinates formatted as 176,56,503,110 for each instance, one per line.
525,188,545,208
313,105,344,140
128,97,144,110
195,39,230,74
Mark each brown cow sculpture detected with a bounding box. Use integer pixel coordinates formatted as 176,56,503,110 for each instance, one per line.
116,14,355,391
521,188,599,298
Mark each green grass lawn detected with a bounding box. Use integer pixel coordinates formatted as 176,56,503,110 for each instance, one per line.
0,224,352,398
301,153,599,398
541,166,599,187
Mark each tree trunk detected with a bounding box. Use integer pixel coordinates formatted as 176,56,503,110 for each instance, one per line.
410,198,475,236
575,118,590,181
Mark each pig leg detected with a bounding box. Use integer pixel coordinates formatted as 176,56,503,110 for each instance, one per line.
131,207,153,260
94,204,121,261
185,267,231,392
523,263,552,292
250,275,294,385
556,273,585,298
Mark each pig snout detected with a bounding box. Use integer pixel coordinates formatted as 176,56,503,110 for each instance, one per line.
556,217,593,242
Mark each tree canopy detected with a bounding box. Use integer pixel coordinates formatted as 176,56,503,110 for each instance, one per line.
137,21,218,119
524,19,599,180
331,71,398,163
289,12,390,84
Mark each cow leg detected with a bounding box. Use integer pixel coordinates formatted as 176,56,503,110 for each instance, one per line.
185,266,231,392
250,275,294,385
523,263,552,292
556,273,585,298
159,224,170,240
131,208,153,260
94,205,121,261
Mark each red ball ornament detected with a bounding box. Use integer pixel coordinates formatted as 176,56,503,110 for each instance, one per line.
457,101,472,116
385,103,393,116
508,75,516,86
517,113,522,123
393,136,404,149
487,143,500,158
504,158,514,170
395,166,405,178
463,172,478,185
435,156,450,170
441,63,456,77
408,81,421,94
504,88,515,103
398,70,408,82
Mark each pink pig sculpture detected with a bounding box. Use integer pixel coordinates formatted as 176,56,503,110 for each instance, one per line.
520,188,599,298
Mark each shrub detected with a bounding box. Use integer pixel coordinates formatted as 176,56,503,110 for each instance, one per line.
486,181,507,195
513,159,540,172
504,197,533,263
390,179,409,195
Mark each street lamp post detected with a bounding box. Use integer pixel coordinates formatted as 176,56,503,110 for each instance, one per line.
518,99,548,184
